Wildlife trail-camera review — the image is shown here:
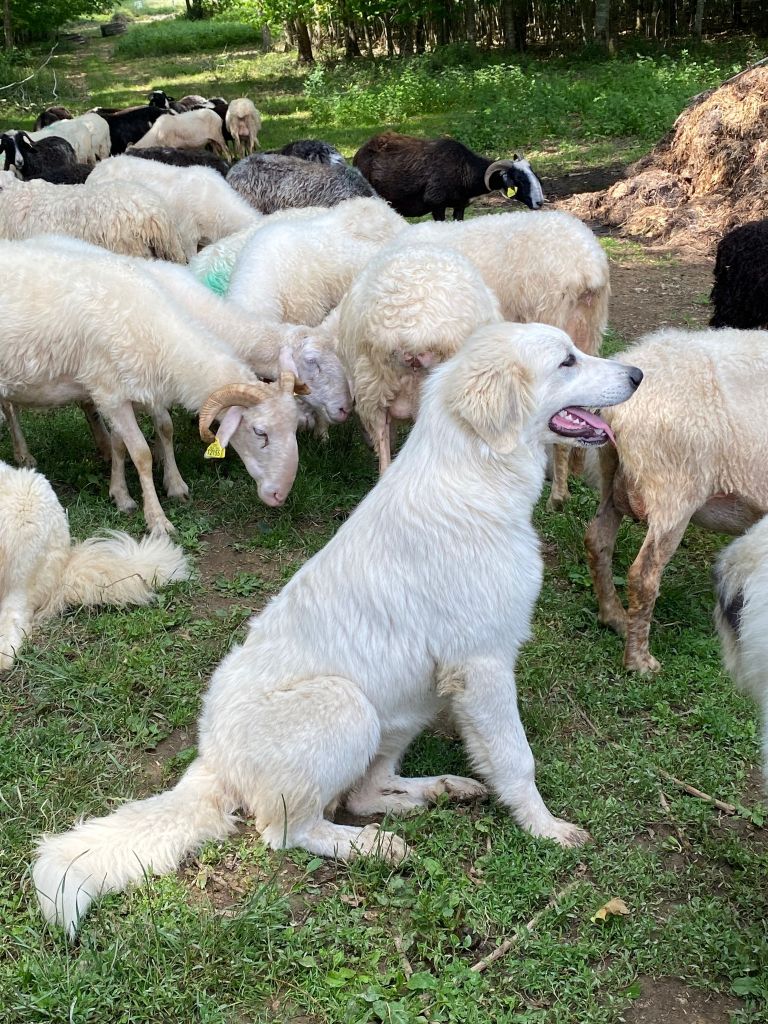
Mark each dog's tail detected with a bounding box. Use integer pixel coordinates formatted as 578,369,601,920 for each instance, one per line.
50,530,189,616
33,758,237,938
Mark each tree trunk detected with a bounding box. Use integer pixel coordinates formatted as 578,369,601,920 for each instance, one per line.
294,18,314,62
415,16,426,53
384,14,394,55
513,0,528,49
594,0,610,45
501,0,515,46
343,19,362,58
3,0,13,49
693,0,704,37
465,0,477,45
261,22,272,51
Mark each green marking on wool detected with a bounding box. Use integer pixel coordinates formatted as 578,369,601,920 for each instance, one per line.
202,266,233,296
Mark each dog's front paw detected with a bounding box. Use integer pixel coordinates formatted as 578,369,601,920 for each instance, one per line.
351,824,410,865
429,775,488,802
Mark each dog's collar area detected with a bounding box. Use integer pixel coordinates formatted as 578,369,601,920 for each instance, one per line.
548,407,615,446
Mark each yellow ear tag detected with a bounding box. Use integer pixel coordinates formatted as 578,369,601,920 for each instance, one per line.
506,186,518,198
204,439,227,459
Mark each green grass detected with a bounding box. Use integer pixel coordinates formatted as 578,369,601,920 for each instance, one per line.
1,23,768,1024
114,17,261,57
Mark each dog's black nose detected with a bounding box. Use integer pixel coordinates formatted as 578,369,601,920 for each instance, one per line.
628,366,643,389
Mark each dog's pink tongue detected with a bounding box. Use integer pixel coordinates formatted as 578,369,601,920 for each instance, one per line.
559,407,616,445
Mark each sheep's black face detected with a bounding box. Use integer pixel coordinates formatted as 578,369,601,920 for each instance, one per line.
492,160,545,210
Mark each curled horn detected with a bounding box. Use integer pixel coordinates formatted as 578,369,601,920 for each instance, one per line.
198,382,268,442
483,158,519,192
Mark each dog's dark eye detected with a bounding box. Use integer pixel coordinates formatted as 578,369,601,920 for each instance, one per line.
560,353,576,368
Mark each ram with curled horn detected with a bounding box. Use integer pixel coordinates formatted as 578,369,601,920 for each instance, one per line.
353,133,545,222
198,350,308,509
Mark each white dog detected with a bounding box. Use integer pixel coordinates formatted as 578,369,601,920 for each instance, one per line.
33,322,642,937
714,515,768,786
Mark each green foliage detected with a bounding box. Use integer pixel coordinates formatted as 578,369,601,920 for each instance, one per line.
113,15,260,56
305,50,742,151
7,0,112,43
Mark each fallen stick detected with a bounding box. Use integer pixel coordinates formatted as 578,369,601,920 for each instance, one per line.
470,877,583,974
656,768,737,815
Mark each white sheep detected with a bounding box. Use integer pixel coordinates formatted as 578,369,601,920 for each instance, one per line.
0,238,307,534
34,112,111,165
386,209,610,506
0,175,187,262
131,108,229,159
225,97,261,157
0,460,189,671
585,327,768,675
714,516,768,786
227,197,408,325
88,155,260,259
189,206,329,295
337,245,502,471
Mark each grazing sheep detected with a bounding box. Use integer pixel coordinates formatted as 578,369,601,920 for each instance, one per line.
88,155,259,258
710,220,768,329
0,461,189,671
338,245,503,471
0,130,78,181
0,176,186,261
353,132,544,221
714,516,768,785
274,140,345,165
33,105,74,130
585,327,768,675
227,197,407,325
385,209,609,506
227,153,375,214
0,238,306,532
225,98,261,158
35,113,111,166
132,109,229,159
31,324,643,938
189,207,329,295
126,146,230,176
100,102,171,155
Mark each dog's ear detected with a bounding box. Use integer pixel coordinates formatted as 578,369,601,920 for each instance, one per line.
448,351,535,454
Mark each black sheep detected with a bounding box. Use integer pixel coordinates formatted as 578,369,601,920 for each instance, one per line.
274,139,345,166
126,146,230,176
101,103,168,155
710,220,768,329
0,131,78,181
353,132,544,221
33,105,74,131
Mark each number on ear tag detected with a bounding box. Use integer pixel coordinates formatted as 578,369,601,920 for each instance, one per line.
204,439,227,459
506,186,518,198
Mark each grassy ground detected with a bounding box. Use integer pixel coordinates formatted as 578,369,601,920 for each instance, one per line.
0,19,767,1024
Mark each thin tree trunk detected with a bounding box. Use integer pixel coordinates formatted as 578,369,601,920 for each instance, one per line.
384,14,394,55
694,0,704,37
501,0,515,46
294,17,314,62
3,0,13,50
594,0,610,45
465,0,477,45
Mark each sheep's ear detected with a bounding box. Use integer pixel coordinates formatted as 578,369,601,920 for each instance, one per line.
448,355,535,454
215,406,245,447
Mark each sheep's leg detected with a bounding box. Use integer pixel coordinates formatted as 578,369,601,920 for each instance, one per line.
431,208,447,222
151,408,189,501
376,410,392,475
585,488,627,637
624,515,692,675
548,444,571,509
346,726,487,815
0,592,34,672
79,401,112,463
107,402,173,535
2,401,36,468
453,205,467,221
108,430,137,514
450,658,589,846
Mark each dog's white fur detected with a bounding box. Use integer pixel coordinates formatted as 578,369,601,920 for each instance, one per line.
714,515,768,786
32,323,641,937
0,460,189,671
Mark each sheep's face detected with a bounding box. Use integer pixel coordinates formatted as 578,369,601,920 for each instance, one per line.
486,156,545,210
215,394,300,507
293,340,352,424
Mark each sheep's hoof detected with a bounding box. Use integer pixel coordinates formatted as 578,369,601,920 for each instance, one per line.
599,609,628,637
111,493,138,514
165,480,190,502
17,454,37,470
547,491,568,512
148,516,176,536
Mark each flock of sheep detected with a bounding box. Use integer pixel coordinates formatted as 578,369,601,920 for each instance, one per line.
1,84,768,935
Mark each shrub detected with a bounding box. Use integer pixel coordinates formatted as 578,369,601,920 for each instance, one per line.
113,17,259,57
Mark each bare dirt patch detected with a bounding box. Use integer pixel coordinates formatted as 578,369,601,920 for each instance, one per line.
623,977,742,1023
608,258,713,340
